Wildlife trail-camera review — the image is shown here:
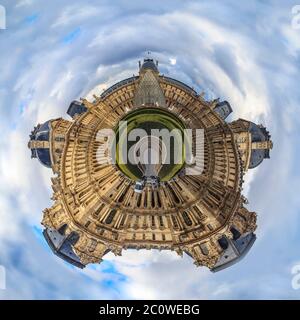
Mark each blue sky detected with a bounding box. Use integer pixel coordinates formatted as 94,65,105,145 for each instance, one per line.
0,0,300,299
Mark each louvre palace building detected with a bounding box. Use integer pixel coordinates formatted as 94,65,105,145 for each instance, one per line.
28,58,272,272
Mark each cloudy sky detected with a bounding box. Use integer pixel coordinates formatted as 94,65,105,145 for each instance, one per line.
0,0,300,299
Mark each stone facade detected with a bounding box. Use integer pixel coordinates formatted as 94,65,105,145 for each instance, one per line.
28,59,273,271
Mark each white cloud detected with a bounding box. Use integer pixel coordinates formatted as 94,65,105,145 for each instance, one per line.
0,0,299,299
169,58,176,65
15,0,35,8
51,4,101,28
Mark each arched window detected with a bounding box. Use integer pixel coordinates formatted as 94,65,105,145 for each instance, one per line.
137,194,142,207
151,216,156,228
151,192,155,208
171,215,179,229
159,216,164,227
119,215,126,228
182,211,192,226
105,209,117,224
169,186,180,204
156,191,162,208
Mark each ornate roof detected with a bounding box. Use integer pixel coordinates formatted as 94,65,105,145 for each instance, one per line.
28,121,51,167
140,58,159,73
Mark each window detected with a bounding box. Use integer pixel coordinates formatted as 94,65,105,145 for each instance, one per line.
218,236,229,250
58,224,67,235
55,136,65,142
199,243,209,255
67,232,79,245
105,209,116,224
88,239,97,252
182,211,192,226
171,215,179,229
230,227,241,240
151,216,156,228
159,216,164,227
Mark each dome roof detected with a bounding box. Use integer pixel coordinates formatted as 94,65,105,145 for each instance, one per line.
29,120,52,168
30,120,50,141
36,149,51,167
67,101,87,119
43,227,84,269
211,233,256,272
249,122,272,169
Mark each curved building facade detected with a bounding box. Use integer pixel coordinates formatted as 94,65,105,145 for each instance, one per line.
28,58,273,271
